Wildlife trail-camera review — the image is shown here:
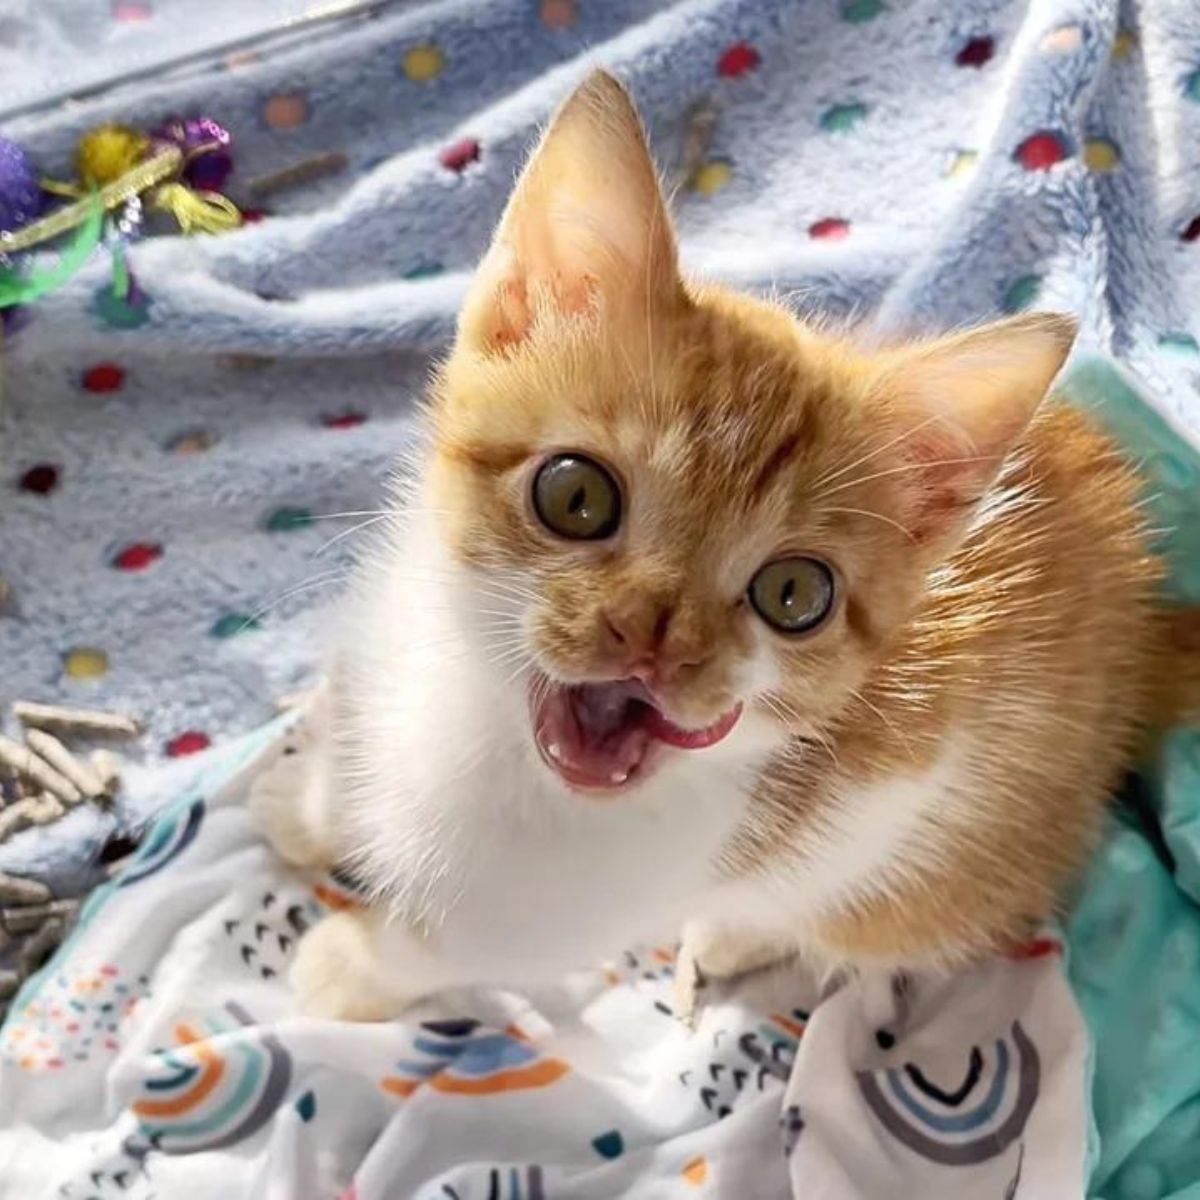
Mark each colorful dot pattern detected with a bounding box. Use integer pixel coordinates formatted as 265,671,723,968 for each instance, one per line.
1,964,151,1071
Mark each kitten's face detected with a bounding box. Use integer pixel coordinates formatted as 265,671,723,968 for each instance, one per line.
420,72,1072,796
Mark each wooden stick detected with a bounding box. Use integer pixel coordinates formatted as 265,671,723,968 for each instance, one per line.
19,918,65,975
0,794,65,842
13,701,141,738
0,736,81,803
90,749,123,799
0,871,51,906
24,729,105,799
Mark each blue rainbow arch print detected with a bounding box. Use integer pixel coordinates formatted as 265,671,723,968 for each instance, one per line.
381,1019,569,1100
856,1021,1040,1165
129,1001,291,1153
118,797,205,888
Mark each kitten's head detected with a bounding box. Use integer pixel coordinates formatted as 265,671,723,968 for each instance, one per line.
425,72,1074,795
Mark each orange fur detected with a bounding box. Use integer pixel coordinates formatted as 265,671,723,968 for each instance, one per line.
423,72,1176,969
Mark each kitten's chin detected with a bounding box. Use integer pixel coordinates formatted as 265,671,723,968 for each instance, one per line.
528,675,742,796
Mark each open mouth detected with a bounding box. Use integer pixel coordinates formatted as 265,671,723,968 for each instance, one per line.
530,677,742,794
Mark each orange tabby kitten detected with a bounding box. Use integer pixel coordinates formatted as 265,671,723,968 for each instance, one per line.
253,71,1187,1022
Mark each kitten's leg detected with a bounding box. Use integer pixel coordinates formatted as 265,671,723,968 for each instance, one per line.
249,689,338,870
291,907,447,1021
674,919,788,1029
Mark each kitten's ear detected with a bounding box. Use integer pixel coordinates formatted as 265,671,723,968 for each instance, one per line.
459,70,684,354
876,313,1077,549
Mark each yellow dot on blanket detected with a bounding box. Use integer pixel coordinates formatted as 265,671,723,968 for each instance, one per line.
64,647,109,680
946,149,978,179
1112,30,1136,60
682,1156,709,1186
1084,138,1120,171
404,44,444,82
690,159,732,196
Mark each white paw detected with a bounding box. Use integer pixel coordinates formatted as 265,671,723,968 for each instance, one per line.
249,745,331,870
674,920,787,1030
290,912,403,1022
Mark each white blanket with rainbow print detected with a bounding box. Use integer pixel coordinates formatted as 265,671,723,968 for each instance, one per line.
0,717,1092,1199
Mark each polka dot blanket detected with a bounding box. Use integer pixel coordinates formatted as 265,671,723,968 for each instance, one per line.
0,0,1199,1196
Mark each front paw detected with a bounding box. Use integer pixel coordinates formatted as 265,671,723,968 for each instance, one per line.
249,744,331,870
290,911,404,1022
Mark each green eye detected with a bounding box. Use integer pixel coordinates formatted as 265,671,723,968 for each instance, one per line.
748,557,836,634
532,453,622,541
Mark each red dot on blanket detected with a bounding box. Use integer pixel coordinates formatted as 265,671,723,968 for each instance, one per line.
19,464,59,495
1015,131,1068,170
540,0,576,29
112,1,153,20
955,36,994,67
718,42,760,78
321,411,367,429
82,362,125,393
1181,215,1200,242
440,138,480,172
166,731,211,758
112,542,162,571
809,217,851,240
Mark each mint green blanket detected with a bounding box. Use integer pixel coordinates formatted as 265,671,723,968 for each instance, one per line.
1061,357,1200,1200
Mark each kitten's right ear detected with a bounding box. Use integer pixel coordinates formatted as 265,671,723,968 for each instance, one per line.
459,70,685,355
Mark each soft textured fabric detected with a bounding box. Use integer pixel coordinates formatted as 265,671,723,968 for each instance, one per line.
2,2,1200,1196
0,716,1093,1200
4,0,1200,856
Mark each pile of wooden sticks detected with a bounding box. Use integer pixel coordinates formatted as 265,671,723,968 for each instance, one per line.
0,701,139,842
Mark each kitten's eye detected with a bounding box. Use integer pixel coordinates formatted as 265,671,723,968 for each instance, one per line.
748,557,836,635
532,454,622,541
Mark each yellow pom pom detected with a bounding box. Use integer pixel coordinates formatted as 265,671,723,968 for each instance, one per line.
76,124,150,187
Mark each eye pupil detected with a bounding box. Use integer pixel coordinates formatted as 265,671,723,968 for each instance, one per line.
532,454,622,541
748,557,835,635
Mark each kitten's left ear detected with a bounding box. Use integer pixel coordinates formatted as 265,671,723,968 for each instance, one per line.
459,70,684,355
876,313,1077,549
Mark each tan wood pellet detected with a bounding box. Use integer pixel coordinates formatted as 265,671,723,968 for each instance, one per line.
12,701,141,738
23,729,105,799
19,918,65,975
90,749,123,799
0,794,66,842
0,736,81,803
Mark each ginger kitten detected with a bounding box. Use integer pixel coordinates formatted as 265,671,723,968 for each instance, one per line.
253,71,1174,1022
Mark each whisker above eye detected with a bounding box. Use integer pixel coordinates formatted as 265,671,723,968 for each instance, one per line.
811,414,945,493
820,505,917,542
812,455,991,500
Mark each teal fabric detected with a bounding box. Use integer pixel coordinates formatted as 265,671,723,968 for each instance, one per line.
1058,356,1200,1200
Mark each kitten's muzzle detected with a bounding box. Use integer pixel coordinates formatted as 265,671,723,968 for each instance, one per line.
529,674,742,795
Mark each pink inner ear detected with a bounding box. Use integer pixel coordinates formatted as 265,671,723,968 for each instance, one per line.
484,260,602,351
900,427,998,546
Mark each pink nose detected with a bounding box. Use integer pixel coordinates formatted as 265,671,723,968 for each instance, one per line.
600,602,707,682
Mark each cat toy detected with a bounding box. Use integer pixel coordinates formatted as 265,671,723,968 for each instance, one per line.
0,118,242,310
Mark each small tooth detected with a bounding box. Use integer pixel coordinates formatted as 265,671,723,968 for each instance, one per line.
610,770,628,784
547,742,562,761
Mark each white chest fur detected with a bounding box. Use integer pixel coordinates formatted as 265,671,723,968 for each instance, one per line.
334,514,779,985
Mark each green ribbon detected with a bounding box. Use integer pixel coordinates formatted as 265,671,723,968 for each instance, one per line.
0,195,105,309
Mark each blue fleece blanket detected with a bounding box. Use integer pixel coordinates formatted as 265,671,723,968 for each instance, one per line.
2,2,1200,1194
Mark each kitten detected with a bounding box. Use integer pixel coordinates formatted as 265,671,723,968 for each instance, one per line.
252,71,1185,1022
